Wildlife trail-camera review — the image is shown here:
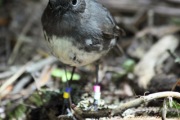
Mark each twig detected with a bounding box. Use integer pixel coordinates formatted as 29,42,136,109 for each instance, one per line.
57,115,72,120
12,75,31,94
32,65,52,90
26,56,57,73
0,57,58,80
162,98,168,120
111,91,180,116
0,63,29,97
58,108,111,119
122,107,160,117
0,56,57,97
0,68,17,79
122,107,180,118
136,26,180,38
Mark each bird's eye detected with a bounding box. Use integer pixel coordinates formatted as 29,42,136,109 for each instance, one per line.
49,0,56,8
72,0,78,6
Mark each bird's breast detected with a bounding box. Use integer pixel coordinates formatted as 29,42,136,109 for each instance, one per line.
44,33,107,67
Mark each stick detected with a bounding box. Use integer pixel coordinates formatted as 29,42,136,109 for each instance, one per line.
0,64,28,96
111,91,180,116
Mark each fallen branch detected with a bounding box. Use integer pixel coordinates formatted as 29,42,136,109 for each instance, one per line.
111,91,180,116
0,63,28,96
134,35,179,89
57,108,111,120
0,57,57,98
56,91,180,119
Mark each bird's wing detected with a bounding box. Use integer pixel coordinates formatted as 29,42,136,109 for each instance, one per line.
101,11,122,41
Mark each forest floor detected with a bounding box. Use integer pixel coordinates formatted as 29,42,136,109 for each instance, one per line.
0,0,180,120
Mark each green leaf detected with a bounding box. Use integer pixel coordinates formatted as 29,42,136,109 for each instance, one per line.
122,59,135,72
29,92,44,106
51,68,80,82
172,100,180,109
7,104,27,120
51,68,64,78
61,71,80,82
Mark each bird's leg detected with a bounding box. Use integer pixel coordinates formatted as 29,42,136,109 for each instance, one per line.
62,67,69,114
70,67,76,84
62,67,76,115
93,64,101,111
95,64,99,85
68,67,76,105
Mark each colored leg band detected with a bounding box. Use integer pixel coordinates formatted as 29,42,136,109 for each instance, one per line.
63,87,72,99
93,85,101,100
63,92,70,99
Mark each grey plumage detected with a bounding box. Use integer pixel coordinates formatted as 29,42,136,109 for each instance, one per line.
41,0,121,66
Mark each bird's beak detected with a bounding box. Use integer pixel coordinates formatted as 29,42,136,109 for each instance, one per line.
49,0,70,11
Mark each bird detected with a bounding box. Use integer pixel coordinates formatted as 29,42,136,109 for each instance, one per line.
41,0,122,113
42,0,121,67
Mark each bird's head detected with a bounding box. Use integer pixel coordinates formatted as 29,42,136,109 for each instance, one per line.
48,0,86,13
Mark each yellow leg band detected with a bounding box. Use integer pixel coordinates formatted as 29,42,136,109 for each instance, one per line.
63,92,69,99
